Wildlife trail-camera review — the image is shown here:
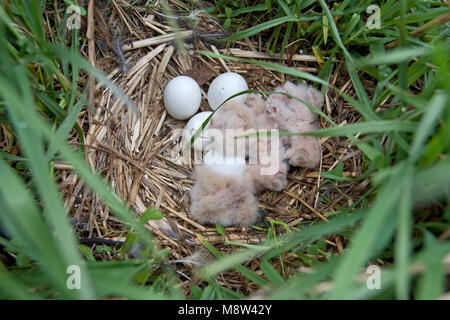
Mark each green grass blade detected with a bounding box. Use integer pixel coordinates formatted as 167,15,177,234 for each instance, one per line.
328,166,407,299
408,92,447,164
198,235,268,287
357,47,428,66
260,259,286,286
1,66,96,299
318,0,351,59
345,57,377,121
301,120,417,137
394,171,413,299
415,232,447,299
0,157,82,298
218,15,298,42
0,272,42,299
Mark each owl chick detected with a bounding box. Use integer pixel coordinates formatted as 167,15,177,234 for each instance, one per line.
209,93,288,192
209,93,264,131
265,82,324,168
189,165,260,227
246,138,289,192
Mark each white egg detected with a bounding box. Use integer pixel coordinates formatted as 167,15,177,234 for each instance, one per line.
203,149,246,176
207,72,248,110
164,76,201,120
184,111,213,151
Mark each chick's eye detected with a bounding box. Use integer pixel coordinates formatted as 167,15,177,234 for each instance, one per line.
266,104,278,114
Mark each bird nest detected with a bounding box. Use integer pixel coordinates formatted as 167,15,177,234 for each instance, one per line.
58,1,368,295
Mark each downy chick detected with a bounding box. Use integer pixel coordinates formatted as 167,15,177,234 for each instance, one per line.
265,82,324,168
209,94,288,191
189,165,260,227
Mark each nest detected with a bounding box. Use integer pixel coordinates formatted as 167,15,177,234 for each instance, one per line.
57,1,370,295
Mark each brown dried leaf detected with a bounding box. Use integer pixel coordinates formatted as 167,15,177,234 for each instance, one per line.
184,60,217,86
